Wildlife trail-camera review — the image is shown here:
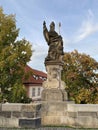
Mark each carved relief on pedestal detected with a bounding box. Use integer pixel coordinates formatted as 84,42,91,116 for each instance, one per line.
43,65,65,89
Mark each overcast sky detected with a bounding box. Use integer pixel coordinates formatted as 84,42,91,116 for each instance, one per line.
1,0,98,71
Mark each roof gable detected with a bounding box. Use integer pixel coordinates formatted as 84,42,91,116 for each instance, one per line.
23,65,47,84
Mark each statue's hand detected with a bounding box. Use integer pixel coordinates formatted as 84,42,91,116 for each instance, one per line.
43,21,46,26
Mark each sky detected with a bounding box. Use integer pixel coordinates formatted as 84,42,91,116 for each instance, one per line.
0,0,98,72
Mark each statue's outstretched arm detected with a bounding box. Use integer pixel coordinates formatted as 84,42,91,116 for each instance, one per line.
43,21,49,44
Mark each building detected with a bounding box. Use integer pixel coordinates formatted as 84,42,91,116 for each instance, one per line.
23,65,47,101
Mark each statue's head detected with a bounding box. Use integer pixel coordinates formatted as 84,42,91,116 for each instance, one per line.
50,21,55,31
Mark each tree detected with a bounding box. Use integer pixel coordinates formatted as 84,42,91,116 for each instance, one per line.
0,7,32,102
62,50,98,104
11,82,32,103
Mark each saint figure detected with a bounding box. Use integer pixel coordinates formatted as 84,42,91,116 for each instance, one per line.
43,21,64,62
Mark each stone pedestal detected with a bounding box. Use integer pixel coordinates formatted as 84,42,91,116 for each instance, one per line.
42,89,68,101
42,61,68,101
41,61,69,126
41,21,74,127
41,101,68,126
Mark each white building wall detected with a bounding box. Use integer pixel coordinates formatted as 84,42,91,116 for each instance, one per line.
29,85,43,100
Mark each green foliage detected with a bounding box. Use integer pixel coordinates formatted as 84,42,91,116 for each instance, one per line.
62,50,98,104
10,83,32,103
0,7,32,103
0,93,2,102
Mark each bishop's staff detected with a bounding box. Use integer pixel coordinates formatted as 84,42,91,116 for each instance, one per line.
58,22,61,35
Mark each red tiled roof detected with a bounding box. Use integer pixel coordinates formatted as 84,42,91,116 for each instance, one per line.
23,65,47,84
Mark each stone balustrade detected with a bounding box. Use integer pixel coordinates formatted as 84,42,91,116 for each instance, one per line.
0,103,41,128
0,103,98,128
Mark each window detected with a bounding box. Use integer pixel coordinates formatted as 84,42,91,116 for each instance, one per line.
37,88,40,96
32,88,35,97
33,75,39,80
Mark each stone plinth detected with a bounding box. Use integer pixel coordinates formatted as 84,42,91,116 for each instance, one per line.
42,61,68,101
41,101,74,126
41,61,68,125
42,89,68,101
43,62,64,89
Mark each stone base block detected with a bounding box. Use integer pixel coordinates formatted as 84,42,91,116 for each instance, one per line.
41,101,70,126
19,118,41,128
41,89,68,101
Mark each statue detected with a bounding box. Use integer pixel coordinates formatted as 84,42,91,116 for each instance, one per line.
42,21,68,102
43,21,64,62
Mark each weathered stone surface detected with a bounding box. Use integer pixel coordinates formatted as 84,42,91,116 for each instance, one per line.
41,101,68,125
22,112,34,118
21,104,35,112
0,104,2,111
41,101,98,128
68,112,77,118
0,111,11,118
42,115,69,126
19,118,41,128
42,89,68,101
41,101,67,114
78,111,97,117
2,103,22,111
36,103,41,112
0,103,41,128
75,116,98,128
43,64,65,89
67,104,98,112
0,118,18,127
21,103,41,112
1,102,98,128
42,116,61,125
12,111,22,118
36,111,41,118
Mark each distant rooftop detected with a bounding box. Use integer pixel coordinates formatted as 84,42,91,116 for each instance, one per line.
23,65,47,85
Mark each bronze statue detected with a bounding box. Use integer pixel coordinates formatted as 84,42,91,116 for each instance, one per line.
43,21,64,62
